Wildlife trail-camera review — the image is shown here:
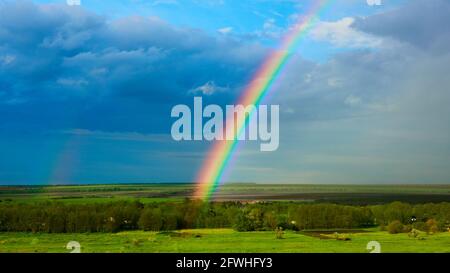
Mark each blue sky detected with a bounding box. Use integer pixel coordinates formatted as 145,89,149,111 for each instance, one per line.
1,0,450,184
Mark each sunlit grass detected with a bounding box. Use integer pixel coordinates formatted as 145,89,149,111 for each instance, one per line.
0,229,449,253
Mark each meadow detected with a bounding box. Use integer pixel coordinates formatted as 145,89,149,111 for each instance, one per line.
0,228,449,253
0,184,449,253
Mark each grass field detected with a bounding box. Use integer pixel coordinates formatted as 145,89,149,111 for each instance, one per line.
1,184,449,253
1,229,449,253
1,184,449,205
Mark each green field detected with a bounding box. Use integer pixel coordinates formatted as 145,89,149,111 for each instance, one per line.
1,229,449,253
1,184,449,253
1,184,449,205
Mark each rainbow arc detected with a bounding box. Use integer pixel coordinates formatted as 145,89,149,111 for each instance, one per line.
196,0,334,200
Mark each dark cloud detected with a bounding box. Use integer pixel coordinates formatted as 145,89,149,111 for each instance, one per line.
0,0,267,133
353,0,450,52
2,0,450,184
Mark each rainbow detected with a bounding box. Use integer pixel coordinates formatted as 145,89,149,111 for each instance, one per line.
195,0,333,200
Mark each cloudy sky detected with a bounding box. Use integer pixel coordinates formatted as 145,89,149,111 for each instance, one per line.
0,0,449,184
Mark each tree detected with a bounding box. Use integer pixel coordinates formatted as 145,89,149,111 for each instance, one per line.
263,212,277,230
234,210,255,231
161,208,179,230
138,208,163,231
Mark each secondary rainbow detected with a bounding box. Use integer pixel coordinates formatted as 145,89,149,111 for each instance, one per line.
195,0,333,200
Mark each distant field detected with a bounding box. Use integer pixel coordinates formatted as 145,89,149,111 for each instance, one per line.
1,184,449,204
1,184,449,253
1,229,449,253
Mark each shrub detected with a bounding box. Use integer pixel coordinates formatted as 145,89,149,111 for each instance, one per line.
402,224,412,233
408,228,420,238
275,227,284,239
387,220,404,234
426,219,438,234
413,221,428,232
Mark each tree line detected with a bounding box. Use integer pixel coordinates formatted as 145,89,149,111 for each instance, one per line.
0,200,448,233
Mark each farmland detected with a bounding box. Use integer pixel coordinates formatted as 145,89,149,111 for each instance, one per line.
0,184,449,253
1,183,449,205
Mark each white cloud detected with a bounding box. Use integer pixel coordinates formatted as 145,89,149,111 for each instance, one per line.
251,18,284,39
327,77,343,87
0,55,15,65
57,78,88,86
151,0,179,6
189,81,228,96
344,95,362,107
217,27,233,34
309,17,384,48
366,0,382,6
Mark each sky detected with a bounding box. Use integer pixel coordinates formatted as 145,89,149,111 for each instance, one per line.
0,0,449,185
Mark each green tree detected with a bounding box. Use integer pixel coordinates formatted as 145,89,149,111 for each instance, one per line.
138,208,163,231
